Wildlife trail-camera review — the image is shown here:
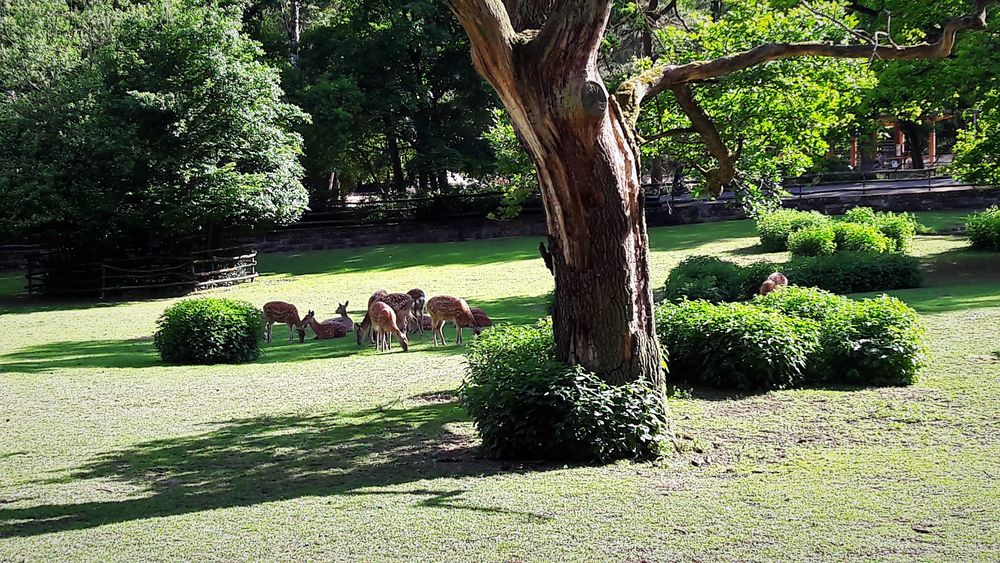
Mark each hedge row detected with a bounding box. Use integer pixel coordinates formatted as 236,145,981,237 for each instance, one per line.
663,252,921,303
756,207,917,254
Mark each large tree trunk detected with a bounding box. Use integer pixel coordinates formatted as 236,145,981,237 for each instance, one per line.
452,1,663,386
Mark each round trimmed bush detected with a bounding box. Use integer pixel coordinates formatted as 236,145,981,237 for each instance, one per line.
788,225,837,257
756,209,832,251
461,319,669,462
664,255,746,302
754,285,849,321
817,295,928,386
655,300,819,391
966,206,1000,250
154,298,262,364
833,222,893,254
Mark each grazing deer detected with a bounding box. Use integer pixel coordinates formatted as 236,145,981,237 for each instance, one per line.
262,301,310,343
357,292,414,345
767,272,789,287
303,310,348,339
760,271,788,296
459,307,492,329
427,295,480,346
759,280,778,296
368,301,409,352
407,288,426,335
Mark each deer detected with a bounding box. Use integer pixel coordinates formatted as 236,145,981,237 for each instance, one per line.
759,272,788,296
327,301,355,334
262,301,311,343
459,307,492,329
368,301,409,352
427,295,481,346
356,291,414,345
407,288,426,335
303,309,348,339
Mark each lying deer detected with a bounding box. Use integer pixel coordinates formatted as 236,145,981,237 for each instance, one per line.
357,292,414,345
262,301,310,343
427,295,481,346
327,301,355,334
303,309,348,339
407,288,426,335
369,301,409,352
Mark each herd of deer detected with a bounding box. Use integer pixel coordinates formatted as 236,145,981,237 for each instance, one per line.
261,272,785,353
261,288,491,353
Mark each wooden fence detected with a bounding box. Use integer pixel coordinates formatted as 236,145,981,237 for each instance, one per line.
26,244,258,298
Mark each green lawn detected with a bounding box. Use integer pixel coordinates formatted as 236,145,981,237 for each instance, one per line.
1,216,999,561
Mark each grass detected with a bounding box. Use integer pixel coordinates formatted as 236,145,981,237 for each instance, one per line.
1,213,999,561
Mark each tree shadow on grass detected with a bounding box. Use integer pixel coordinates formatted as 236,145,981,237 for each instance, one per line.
0,400,553,538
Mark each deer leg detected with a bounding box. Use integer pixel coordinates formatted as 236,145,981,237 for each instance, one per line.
264,322,271,343
456,323,464,346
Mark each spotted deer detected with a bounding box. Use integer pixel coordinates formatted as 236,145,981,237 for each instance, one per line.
459,307,492,329
407,288,426,335
760,272,788,296
357,291,414,345
303,310,348,339
368,301,409,352
262,301,311,343
327,301,355,334
427,295,480,346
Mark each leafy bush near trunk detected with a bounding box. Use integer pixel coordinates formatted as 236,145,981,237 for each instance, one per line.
461,319,669,462
154,298,262,364
657,289,927,390
966,206,1000,250
663,255,747,302
655,300,819,391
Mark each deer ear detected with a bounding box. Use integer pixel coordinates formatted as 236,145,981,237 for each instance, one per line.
345,300,349,308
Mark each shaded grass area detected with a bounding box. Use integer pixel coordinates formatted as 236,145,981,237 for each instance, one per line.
1,217,998,560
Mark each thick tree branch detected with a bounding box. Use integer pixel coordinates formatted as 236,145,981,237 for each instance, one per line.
627,0,994,104
447,0,517,82
670,84,735,197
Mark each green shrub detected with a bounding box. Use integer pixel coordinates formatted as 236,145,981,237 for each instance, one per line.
154,298,262,364
461,319,668,462
756,209,832,251
754,286,849,321
784,252,922,294
788,225,837,256
817,296,928,386
832,222,893,254
655,300,819,391
842,206,877,224
966,206,1000,250
663,255,746,302
840,207,917,252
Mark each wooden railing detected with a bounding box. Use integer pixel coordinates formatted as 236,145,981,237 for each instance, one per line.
26,244,258,298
